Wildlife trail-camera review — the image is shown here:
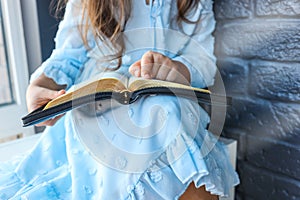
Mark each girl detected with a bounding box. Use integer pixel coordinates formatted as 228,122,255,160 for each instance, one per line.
0,0,239,199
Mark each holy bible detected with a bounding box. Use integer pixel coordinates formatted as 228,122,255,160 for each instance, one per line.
22,72,230,127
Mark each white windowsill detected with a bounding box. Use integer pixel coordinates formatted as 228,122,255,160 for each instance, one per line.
0,133,41,162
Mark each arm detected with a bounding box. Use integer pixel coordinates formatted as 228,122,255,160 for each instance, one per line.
172,0,217,88
30,0,92,88
129,0,216,88
27,0,91,126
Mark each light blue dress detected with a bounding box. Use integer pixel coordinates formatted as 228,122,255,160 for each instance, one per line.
0,0,239,199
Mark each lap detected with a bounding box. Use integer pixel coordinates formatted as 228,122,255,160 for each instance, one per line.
71,95,210,172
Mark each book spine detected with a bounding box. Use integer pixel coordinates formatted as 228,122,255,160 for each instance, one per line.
112,91,131,105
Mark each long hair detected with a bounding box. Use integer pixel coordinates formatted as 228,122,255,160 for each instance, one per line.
54,0,201,68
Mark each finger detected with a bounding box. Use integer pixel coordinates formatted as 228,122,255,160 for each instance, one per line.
166,69,189,85
155,60,172,80
33,87,65,102
48,89,66,99
129,60,141,77
149,62,161,78
57,89,66,96
165,68,183,83
140,51,154,79
28,88,66,112
145,52,172,80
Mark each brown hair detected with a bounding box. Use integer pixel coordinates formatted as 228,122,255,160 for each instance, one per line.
54,0,201,68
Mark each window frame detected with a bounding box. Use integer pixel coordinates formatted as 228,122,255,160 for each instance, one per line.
0,0,34,138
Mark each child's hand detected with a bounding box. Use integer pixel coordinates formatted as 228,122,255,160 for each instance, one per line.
26,74,66,126
129,51,190,85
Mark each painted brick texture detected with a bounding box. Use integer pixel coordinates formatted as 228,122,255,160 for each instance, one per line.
250,61,300,102
215,22,300,62
213,0,300,199
256,0,300,16
214,0,252,19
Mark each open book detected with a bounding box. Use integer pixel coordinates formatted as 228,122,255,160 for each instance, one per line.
22,72,231,127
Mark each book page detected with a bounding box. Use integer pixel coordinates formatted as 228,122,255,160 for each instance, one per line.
70,72,128,92
44,72,128,110
127,76,142,89
128,77,210,94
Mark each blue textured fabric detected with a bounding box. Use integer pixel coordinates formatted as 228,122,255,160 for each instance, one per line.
0,0,239,199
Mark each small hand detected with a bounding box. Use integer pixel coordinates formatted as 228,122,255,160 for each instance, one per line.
129,51,190,85
26,75,66,126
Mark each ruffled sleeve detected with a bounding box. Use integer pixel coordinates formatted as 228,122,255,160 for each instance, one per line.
172,0,217,88
30,0,94,89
